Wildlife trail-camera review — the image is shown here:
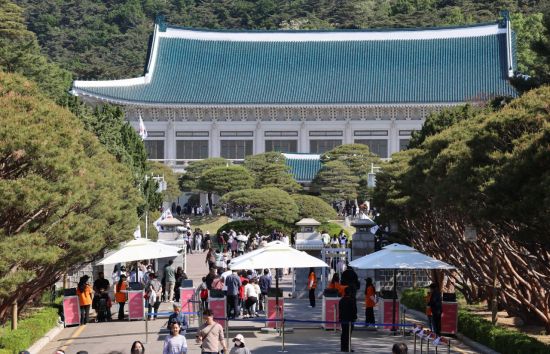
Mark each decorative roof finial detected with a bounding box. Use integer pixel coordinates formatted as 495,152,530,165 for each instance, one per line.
155,15,167,32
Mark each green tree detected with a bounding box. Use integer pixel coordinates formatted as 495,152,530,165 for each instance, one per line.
220,187,299,227
244,152,302,193
178,157,229,192
292,194,337,222
0,0,71,102
197,165,255,207
311,160,359,203
321,143,381,176
0,72,141,322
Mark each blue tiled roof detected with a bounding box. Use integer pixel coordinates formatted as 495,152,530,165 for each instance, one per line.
73,23,516,105
285,155,322,182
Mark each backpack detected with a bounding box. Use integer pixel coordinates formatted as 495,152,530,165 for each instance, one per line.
200,288,209,300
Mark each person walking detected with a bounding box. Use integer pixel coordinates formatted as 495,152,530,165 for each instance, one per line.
258,269,271,312
364,277,376,327
196,309,228,354
130,341,145,354
428,283,442,336
339,286,357,352
225,270,242,319
115,274,129,320
163,322,187,354
145,273,162,320
307,268,317,308
229,334,251,354
165,260,176,303
392,342,408,354
76,275,92,325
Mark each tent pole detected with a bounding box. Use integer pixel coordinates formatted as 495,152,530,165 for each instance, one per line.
392,269,397,334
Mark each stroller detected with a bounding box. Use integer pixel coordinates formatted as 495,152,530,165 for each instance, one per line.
93,291,112,322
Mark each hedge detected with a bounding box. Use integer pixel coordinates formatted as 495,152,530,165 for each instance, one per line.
401,289,550,354
0,305,60,353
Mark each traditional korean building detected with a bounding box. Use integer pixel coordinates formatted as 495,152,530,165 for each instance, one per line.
71,15,516,175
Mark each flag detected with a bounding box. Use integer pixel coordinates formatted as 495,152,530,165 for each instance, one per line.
138,114,147,140
133,225,141,239
153,209,173,232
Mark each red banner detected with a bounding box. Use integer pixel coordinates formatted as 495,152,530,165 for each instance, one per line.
63,296,80,326
180,288,195,313
209,298,226,328
267,298,284,329
128,291,144,320
441,302,458,335
323,298,340,330
378,299,400,330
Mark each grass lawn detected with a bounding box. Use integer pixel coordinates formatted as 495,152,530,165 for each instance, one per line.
329,219,356,235
184,215,228,234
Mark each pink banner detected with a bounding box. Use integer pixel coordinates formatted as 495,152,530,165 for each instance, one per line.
128,291,144,320
179,288,195,313
324,298,340,330
266,298,284,329
379,299,399,330
63,296,80,326
209,298,226,328
441,302,458,334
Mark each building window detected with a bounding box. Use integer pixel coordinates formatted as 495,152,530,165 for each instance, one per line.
147,131,165,137
265,140,298,153
144,140,164,159
399,139,410,151
220,131,254,137
355,139,388,158
399,130,415,136
176,131,209,137
354,130,388,136
264,131,299,137
309,131,343,137
176,140,209,161
220,140,253,159
310,140,342,154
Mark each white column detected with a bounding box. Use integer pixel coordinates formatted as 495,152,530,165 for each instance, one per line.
255,121,264,154
210,122,220,157
389,120,399,156
344,119,353,144
166,120,176,161
299,121,308,153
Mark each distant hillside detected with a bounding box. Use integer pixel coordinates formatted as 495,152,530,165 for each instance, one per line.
12,0,550,84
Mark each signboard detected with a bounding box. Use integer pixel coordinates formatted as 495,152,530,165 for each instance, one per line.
179,288,195,313
128,290,144,320
378,299,399,330
208,297,226,328
63,296,80,326
266,298,284,329
322,297,340,330
441,302,458,335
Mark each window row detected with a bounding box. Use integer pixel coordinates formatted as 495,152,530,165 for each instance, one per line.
144,138,412,160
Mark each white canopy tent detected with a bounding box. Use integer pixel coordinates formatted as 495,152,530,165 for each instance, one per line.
97,238,182,265
349,243,455,331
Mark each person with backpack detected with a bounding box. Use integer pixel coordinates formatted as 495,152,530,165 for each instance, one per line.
197,277,209,310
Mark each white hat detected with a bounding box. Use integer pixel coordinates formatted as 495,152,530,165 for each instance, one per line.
232,333,245,344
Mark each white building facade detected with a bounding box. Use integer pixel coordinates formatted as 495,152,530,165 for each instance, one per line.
72,15,516,171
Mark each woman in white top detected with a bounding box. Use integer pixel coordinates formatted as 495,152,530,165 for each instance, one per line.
244,279,260,318
163,322,187,354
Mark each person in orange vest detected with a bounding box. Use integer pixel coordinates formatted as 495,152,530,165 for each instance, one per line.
364,277,376,327
115,274,129,320
425,287,433,332
76,275,93,325
327,273,347,297
307,268,317,308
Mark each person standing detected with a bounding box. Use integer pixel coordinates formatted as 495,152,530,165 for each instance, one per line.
163,322,187,354
307,268,317,308
225,270,242,319
425,287,433,331
165,260,176,303
76,275,92,325
145,273,162,320
196,309,228,354
115,274,129,320
258,269,271,312
341,264,360,297
364,277,376,326
339,286,357,352
428,283,442,336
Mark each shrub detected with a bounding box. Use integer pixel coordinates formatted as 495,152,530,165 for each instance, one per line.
401,288,427,312
0,306,59,352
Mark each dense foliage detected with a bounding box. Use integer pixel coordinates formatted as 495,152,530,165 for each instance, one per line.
0,72,141,321
373,86,550,332
292,194,337,223
9,1,550,89
244,152,302,193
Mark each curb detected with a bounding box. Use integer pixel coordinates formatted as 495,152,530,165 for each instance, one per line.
27,322,64,354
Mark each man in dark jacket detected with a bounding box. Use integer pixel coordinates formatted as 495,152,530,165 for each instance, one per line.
258,269,272,312
428,283,442,336
339,286,357,352
341,263,360,297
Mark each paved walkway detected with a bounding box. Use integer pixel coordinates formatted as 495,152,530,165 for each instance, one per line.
39,252,480,354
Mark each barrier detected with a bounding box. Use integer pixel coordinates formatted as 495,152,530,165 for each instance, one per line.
127,290,144,320
179,287,195,314
321,296,340,330
412,324,452,354
62,295,80,327
377,297,400,330
266,297,284,329
441,301,458,335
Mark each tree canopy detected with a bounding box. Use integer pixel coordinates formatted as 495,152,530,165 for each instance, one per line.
0,72,141,322
292,194,337,223
311,160,359,203
197,165,255,197
178,157,229,192
244,152,302,193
